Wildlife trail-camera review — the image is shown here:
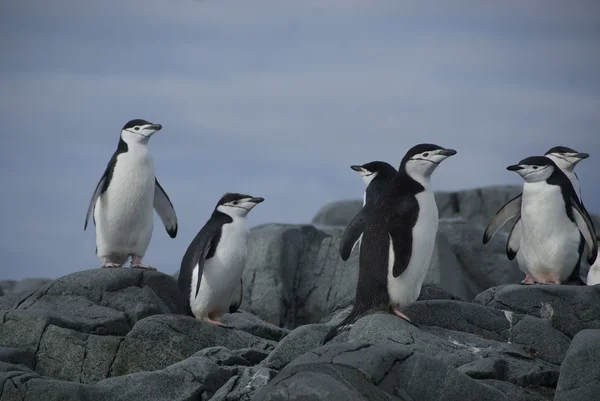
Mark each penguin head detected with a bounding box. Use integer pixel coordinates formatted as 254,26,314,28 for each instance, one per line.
215,192,264,218
120,119,162,145
545,146,589,172
401,143,457,178
350,161,395,185
507,156,556,183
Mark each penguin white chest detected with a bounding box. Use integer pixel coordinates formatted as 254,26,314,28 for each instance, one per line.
388,188,439,308
519,182,581,282
191,218,249,318
94,149,156,257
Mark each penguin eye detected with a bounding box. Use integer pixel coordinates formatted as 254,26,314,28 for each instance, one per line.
422,152,429,157
232,201,239,205
134,127,140,131
533,166,538,170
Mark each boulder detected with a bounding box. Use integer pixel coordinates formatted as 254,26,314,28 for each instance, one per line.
474,284,600,338
241,218,522,329
253,342,511,401
554,329,600,401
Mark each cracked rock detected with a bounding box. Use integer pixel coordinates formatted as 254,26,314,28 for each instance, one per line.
555,329,600,401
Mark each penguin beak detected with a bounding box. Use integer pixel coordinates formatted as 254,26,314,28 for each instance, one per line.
148,124,162,132
249,197,264,204
574,152,589,159
438,149,457,157
506,164,525,171
350,165,363,172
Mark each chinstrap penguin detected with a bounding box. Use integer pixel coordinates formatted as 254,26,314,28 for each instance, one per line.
502,146,593,282
339,161,397,261
84,119,178,270
484,156,597,285
177,193,264,327
325,144,456,342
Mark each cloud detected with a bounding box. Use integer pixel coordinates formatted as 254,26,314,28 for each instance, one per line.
0,0,599,280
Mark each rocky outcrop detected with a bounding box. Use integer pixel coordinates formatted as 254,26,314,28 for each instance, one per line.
240,217,522,329
1,268,599,400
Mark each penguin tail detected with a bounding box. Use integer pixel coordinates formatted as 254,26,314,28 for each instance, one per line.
322,308,363,344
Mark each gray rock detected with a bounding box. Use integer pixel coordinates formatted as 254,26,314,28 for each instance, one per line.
263,324,331,370
193,346,269,367
0,352,236,401
0,269,186,384
221,309,290,341
241,219,521,330
481,380,555,401
253,342,510,401
404,300,571,365
242,224,357,328
555,329,600,401
0,280,16,296
344,313,560,388
311,199,363,227
474,284,600,338
110,314,276,377
212,366,278,401
12,278,52,294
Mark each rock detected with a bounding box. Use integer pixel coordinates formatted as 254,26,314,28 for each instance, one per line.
221,309,290,341
0,351,237,401
109,314,276,377
212,366,278,401
311,199,363,227
404,300,571,365
263,324,331,370
555,329,600,401
241,219,521,330
0,280,16,296
343,313,560,388
242,224,356,328
194,346,270,367
253,342,511,401
481,380,555,401
474,284,600,338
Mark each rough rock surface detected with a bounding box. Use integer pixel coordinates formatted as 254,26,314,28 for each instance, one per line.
2,188,600,401
2,267,599,401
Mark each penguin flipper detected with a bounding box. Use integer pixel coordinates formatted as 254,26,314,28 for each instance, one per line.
178,227,217,315
483,194,522,244
506,215,522,260
154,178,178,238
570,196,599,264
84,174,108,231
340,208,369,261
229,278,243,314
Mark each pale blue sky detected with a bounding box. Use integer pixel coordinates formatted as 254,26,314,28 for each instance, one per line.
1,0,599,280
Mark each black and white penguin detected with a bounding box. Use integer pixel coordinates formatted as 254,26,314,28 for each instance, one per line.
84,119,177,269
498,146,593,282
177,193,264,326
484,156,597,284
339,161,397,261
325,144,456,342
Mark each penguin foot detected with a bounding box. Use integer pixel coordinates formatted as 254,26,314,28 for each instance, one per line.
520,275,537,285
202,317,227,327
101,263,121,268
392,308,411,322
131,264,157,271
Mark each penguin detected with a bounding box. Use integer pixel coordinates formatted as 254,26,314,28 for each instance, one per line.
588,243,600,285
484,156,597,285
84,119,177,270
545,146,589,199
324,144,456,342
339,161,397,261
177,192,264,326
497,146,593,282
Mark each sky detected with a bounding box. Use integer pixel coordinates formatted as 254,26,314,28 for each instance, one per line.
1,0,599,280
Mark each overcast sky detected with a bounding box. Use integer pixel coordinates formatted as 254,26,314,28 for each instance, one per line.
1,0,599,280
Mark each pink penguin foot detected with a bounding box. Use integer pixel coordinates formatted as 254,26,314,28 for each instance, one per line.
391,307,411,322
130,256,156,270
202,317,226,327
520,274,537,285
